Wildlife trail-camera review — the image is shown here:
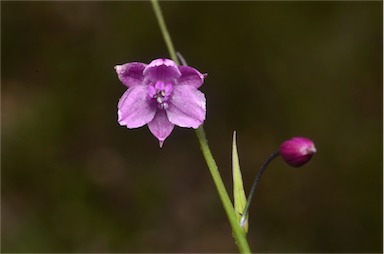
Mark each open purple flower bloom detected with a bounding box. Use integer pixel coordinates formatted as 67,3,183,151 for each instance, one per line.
279,137,317,167
115,58,206,147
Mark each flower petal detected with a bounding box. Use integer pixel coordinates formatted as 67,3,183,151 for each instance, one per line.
177,66,205,88
118,86,156,128
147,110,175,147
167,85,206,128
143,58,181,82
115,62,147,87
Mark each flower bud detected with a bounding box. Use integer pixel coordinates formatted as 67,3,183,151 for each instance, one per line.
279,137,316,167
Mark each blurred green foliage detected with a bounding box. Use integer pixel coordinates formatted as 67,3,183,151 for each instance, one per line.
1,1,382,252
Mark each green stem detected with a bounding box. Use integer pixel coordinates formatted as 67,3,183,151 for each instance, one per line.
150,0,178,64
150,1,251,253
195,127,251,253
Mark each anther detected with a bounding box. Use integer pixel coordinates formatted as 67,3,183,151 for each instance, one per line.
160,102,168,110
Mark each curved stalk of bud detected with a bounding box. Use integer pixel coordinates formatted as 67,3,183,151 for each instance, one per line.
240,151,280,227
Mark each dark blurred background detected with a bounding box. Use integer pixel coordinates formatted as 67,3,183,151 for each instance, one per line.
1,1,382,253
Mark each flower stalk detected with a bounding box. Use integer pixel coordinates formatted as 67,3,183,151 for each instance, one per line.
150,0,178,64
240,151,280,227
150,0,251,253
195,127,251,253
240,137,316,226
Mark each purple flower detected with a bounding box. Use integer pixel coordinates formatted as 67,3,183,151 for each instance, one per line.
115,58,206,147
279,137,316,167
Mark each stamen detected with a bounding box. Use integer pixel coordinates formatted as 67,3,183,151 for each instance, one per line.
161,102,169,110
148,81,173,110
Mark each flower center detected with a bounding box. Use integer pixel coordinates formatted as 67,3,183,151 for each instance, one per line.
147,81,173,110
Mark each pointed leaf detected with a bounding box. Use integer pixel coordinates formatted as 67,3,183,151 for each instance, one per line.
232,131,248,232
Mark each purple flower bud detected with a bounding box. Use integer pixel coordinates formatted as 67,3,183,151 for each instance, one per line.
279,137,316,167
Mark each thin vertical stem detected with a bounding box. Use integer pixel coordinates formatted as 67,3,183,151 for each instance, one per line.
195,127,251,253
150,1,251,252
150,0,178,64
